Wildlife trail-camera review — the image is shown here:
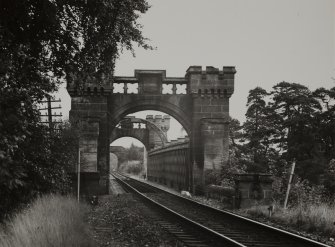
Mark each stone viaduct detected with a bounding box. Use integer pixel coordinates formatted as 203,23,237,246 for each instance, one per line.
68,66,236,194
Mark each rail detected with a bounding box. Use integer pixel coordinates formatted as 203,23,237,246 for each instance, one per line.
114,172,331,247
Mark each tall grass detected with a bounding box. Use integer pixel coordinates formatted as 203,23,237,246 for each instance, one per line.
0,194,93,247
244,203,335,236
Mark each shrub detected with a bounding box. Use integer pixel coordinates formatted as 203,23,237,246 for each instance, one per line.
271,175,327,207
288,178,326,206
0,122,76,220
204,169,222,185
119,160,144,175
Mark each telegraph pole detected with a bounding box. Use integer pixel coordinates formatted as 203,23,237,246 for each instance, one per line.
38,95,62,131
284,159,296,209
47,96,53,129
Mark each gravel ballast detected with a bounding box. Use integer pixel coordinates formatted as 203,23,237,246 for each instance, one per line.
86,194,178,247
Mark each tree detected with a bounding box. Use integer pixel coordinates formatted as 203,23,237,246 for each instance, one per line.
243,87,277,172
0,0,152,218
270,82,321,160
127,143,144,161
323,159,335,195
0,122,79,219
313,87,335,160
270,82,323,183
0,0,152,86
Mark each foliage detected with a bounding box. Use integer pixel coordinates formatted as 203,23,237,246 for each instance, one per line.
228,81,335,202
0,122,78,220
204,169,222,186
313,87,335,160
270,82,321,161
119,160,144,175
226,117,246,184
323,159,335,195
0,0,151,219
114,143,145,175
115,143,144,164
127,143,144,161
287,177,327,206
243,87,275,172
0,0,152,87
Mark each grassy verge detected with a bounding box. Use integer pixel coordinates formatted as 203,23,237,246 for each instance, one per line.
0,194,93,247
244,203,335,236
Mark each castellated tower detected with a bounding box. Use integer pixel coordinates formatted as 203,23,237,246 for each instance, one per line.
161,115,171,134
146,115,170,149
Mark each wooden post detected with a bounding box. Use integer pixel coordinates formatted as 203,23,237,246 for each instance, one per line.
284,159,296,209
77,150,81,202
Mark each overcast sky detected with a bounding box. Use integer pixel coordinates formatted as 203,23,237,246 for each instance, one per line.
57,0,335,146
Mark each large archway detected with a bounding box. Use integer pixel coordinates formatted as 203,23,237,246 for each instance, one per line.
68,66,236,194
108,97,192,135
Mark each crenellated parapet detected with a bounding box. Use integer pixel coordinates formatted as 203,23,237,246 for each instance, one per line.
67,66,235,97
146,115,170,132
145,115,171,149
67,70,188,96
186,66,236,98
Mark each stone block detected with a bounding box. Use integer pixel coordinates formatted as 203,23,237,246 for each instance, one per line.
234,174,273,209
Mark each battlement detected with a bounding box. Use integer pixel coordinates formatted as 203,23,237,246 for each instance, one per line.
67,66,235,98
186,66,236,97
146,115,171,132
185,66,235,74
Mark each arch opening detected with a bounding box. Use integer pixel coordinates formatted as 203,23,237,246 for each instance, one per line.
108,99,192,136
110,137,147,179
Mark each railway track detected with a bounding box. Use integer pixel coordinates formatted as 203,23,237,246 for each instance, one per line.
111,172,331,247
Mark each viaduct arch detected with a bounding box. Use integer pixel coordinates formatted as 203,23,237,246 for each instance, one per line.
68,66,236,194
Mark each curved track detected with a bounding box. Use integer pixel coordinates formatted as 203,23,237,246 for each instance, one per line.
111,172,331,247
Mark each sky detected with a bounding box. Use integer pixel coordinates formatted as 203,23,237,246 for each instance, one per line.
57,0,335,146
